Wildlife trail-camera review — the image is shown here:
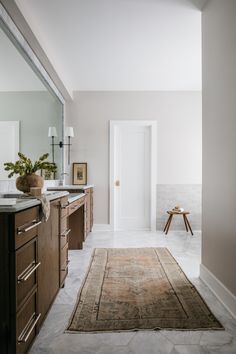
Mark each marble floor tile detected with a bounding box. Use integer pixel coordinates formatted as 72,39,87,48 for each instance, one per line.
162,331,203,345
206,339,236,354
29,230,236,354
37,333,134,354
96,346,134,354
171,345,209,354
92,332,136,347
128,332,173,354
200,331,233,346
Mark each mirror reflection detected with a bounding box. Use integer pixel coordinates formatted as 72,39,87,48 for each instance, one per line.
0,26,63,180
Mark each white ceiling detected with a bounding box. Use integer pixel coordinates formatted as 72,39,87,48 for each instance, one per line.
16,0,203,93
0,27,46,91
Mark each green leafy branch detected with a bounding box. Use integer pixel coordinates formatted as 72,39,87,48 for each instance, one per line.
4,152,57,178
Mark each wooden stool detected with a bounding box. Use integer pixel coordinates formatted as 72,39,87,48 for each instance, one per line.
163,210,194,235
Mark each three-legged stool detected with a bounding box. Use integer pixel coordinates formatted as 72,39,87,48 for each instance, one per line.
163,211,194,235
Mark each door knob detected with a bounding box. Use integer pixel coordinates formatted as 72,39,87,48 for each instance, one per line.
115,180,120,187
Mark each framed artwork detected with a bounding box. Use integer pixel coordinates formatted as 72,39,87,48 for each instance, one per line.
73,163,87,185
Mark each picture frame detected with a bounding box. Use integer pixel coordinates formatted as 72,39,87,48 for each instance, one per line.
73,163,87,185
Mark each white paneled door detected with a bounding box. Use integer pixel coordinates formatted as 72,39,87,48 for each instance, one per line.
110,121,156,231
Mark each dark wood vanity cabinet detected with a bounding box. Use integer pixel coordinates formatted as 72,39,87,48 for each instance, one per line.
68,196,86,250
0,213,14,354
0,206,41,354
37,199,60,327
0,191,89,354
48,187,94,238
0,196,70,354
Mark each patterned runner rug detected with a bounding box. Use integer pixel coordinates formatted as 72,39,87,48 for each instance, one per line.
68,248,223,332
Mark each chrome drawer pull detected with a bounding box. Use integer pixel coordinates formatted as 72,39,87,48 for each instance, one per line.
17,220,42,235
18,313,41,343
17,262,41,283
61,229,71,237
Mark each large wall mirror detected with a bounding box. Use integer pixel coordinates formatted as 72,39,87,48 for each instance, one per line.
0,8,64,181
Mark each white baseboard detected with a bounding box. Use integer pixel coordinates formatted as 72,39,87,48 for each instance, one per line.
200,264,236,319
93,224,113,232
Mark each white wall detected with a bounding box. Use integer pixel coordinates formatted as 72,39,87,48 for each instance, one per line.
201,0,236,301
67,91,202,224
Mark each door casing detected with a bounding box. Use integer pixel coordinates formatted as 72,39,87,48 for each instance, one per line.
109,120,157,231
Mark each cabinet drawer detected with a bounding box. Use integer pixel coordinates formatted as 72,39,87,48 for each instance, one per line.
16,290,40,354
60,225,70,249
60,197,69,218
60,215,68,235
68,197,85,216
16,238,39,310
60,243,69,286
15,207,41,249
60,243,68,269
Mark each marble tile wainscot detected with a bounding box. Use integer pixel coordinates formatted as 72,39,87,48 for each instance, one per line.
156,184,202,231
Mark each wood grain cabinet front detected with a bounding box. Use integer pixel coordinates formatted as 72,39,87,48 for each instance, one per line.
37,199,60,328
60,197,69,218
81,188,93,235
60,243,69,287
84,190,90,238
16,290,40,354
0,196,72,354
0,206,42,354
47,186,94,243
14,207,41,250
68,197,85,216
60,218,70,250
90,189,93,232
12,207,41,354
16,237,39,311
59,199,70,287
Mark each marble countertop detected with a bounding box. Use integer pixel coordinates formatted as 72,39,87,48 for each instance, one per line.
47,184,94,191
68,193,86,204
0,191,69,213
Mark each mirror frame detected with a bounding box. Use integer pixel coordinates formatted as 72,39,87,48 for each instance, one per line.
0,3,65,177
